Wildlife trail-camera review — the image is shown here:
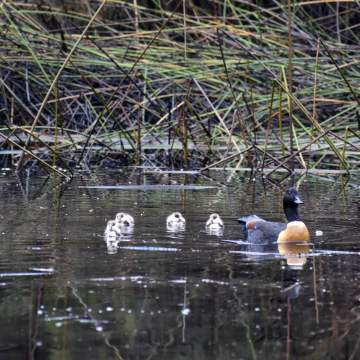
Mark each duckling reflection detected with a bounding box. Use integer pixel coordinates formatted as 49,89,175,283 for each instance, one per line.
115,212,134,234
205,213,224,236
166,212,185,232
105,238,119,255
277,241,310,270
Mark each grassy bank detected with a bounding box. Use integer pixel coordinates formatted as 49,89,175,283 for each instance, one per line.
0,0,359,179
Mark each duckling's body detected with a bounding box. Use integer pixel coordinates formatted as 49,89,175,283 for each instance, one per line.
206,213,224,231
104,220,119,239
238,188,309,244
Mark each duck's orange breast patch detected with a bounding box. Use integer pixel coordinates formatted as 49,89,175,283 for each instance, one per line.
277,221,310,243
246,220,258,230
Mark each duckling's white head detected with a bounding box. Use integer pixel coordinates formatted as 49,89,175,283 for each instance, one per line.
115,212,135,228
206,213,224,230
166,212,186,226
106,219,116,229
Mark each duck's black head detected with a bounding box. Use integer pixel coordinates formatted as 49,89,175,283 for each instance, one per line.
283,188,303,221
284,188,303,205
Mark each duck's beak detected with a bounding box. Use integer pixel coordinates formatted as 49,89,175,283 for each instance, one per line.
294,195,303,204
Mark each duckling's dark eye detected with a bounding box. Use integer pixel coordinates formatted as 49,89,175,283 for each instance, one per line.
175,214,179,218
213,215,217,219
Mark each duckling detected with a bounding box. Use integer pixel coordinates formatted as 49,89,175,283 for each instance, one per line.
113,212,134,235
166,212,185,226
166,212,185,231
115,212,134,228
206,213,224,231
238,188,310,244
104,220,119,239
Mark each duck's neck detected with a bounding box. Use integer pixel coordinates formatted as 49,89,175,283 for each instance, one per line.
284,204,300,222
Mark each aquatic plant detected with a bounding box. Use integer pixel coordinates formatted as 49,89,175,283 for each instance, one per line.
0,1,359,179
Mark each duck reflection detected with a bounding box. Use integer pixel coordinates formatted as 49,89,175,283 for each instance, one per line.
281,281,302,300
277,241,310,270
229,239,311,270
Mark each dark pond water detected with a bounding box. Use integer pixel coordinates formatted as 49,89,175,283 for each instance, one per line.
0,169,359,360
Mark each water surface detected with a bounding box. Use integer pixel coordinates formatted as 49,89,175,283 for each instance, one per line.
0,170,359,360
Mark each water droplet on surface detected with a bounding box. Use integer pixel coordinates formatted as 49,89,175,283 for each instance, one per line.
181,308,190,316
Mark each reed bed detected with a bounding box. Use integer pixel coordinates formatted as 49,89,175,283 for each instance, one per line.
0,0,359,179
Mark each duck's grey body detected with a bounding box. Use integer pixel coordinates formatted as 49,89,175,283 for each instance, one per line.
238,215,286,244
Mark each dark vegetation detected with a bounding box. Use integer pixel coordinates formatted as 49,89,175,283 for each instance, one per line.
0,0,359,179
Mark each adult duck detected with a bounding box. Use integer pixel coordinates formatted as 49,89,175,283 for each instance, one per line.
238,188,310,244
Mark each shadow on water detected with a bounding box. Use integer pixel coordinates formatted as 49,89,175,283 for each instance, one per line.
0,169,360,359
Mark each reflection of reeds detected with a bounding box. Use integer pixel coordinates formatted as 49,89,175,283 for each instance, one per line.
0,1,359,177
